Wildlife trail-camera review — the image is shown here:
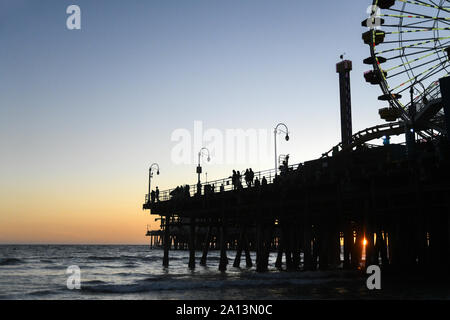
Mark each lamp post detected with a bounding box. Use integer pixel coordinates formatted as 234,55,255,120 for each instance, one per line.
274,123,290,174
197,147,211,188
148,163,160,203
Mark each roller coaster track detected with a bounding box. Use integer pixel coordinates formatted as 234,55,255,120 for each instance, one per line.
321,121,406,159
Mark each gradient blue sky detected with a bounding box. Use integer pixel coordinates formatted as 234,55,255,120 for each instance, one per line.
0,0,391,243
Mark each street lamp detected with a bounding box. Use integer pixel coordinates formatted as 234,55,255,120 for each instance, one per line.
197,147,211,186
148,163,160,203
274,123,290,174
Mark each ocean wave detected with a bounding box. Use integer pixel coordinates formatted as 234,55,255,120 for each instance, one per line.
0,258,25,266
40,259,54,263
84,255,161,263
80,274,349,295
114,272,150,277
86,256,117,261
28,289,57,297
83,280,107,285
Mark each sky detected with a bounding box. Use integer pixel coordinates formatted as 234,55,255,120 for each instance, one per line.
0,0,390,244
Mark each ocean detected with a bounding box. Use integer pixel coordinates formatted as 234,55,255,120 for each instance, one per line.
0,245,448,300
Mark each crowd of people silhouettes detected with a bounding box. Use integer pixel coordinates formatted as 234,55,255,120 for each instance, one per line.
169,185,190,199
152,162,301,202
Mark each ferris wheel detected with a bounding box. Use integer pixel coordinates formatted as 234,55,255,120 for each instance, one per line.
363,0,449,135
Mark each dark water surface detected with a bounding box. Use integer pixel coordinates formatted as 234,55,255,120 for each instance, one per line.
0,245,448,300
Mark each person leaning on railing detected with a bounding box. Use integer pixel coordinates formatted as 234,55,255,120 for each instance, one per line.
261,176,267,187
254,177,261,188
151,190,156,203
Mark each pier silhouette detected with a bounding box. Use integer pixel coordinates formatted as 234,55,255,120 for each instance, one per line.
144,140,450,272
143,59,450,273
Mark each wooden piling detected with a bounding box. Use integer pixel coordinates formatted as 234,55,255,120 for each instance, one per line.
243,231,253,268
318,222,329,271
292,223,301,270
233,226,245,268
352,226,362,269
343,224,353,269
256,223,263,272
219,219,228,271
162,215,170,267
275,223,284,269
200,225,211,266
303,223,313,271
285,224,294,271
188,218,196,269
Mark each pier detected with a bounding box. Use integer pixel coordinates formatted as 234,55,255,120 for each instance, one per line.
143,59,450,273
144,140,450,272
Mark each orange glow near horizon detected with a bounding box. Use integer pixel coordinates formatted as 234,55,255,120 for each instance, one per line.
0,180,159,245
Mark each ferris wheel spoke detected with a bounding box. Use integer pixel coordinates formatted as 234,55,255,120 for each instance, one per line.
397,0,450,13
387,44,450,61
387,55,444,79
385,27,450,34
382,6,450,19
376,36,450,54
381,36,444,44
392,62,446,92
383,23,439,28
385,50,443,72
402,18,443,27
395,66,448,97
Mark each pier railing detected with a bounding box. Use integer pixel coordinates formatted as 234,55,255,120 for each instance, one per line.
145,163,303,204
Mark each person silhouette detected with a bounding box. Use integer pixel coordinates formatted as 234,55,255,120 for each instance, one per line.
261,176,268,187
237,171,242,189
245,169,251,187
155,187,160,202
231,170,237,190
249,169,254,186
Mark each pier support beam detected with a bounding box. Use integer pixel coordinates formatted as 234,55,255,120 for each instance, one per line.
256,222,272,272
343,224,353,269
352,226,363,269
292,223,301,270
303,223,313,271
163,216,170,267
244,231,253,268
327,227,341,269
318,222,330,271
188,218,196,269
200,226,211,266
275,224,284,269
376,230,388,266
233,226,245,268
285,224,294,271
256,223,264,272
219,219,228,271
